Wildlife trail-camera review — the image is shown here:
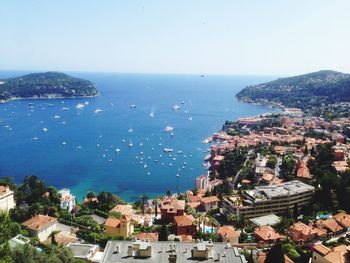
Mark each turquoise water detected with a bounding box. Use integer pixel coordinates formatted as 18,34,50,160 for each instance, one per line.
0,72,276,202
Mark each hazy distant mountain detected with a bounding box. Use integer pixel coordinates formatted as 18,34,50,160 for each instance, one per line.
236,70,350,109
0,72,98,102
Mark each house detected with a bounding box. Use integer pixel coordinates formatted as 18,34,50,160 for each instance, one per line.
57,188,76,212
333,213,350,231
104,215,134,239
109,204,133,216
315,218,345,237
134,232,159,242
312,244,350,263
67,243,100,262
200,196,220,211
195,175,208,190
174,214,196,236
21,214,57,242
0,185,15,213
254,226,283,244
216,226,241,245
289,222,326,243
160,197,185,223
253,250,294,263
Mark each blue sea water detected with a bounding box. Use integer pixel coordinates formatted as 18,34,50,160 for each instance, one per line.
0,72,276,202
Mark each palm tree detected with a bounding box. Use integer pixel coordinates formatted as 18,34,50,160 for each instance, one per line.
49,230,61,245
140,194,148,215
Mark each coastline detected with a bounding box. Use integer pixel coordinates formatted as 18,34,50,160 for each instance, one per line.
0,93,101,104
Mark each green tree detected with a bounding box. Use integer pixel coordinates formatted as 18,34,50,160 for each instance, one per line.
265,243,285,263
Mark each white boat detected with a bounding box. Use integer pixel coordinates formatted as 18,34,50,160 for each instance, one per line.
164,126,174,132
177,150,183,154
128,140,133,147
32,137,38,140
129,104,136,109
62,142,66,145
164,148,174,153
150,112,154,117
128,128,133,133
76,103,85,109
94,108,103,114
42,128,48,132
144,164,147,169
115,149,121,153
62,107,70,111
172,104,181,111
53,115,61,119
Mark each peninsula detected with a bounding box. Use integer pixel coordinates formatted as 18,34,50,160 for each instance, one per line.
0,72,99,102
236,70,350,112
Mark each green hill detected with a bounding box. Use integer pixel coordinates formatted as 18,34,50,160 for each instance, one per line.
0,72,98,102
236,70,350,109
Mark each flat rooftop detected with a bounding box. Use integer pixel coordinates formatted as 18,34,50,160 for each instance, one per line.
250,214,281,227
101,240,247,263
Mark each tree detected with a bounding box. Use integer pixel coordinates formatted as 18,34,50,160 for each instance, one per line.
140,194,148,215
158,224,169,241
265,243,285,263
266,156,277,169
97,192,117,212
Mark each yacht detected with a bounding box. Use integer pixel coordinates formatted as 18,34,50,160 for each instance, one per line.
172,104,180,111
164,148,174,153
129,104,136,109
42,128,48,132
94,108,103,114
128,140,133,147
164,126,174,132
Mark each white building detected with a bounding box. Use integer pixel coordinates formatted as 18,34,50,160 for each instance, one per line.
21,214,57,242
195,173,209,190
0,185,15,213
58,188,76,212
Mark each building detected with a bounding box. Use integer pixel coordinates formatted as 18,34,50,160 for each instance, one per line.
315,218,345,237
312,244,350,263
134,232,159,242
174,214,196,236
104,215,134,239
254,226,284,244
67,243,101,262
249,214,281,227
160,197,185,223
223,180,315,218
333,213,350,231
21,214,57,242
289,222,326,243
200,196,220,212
0,185,15,213
216,226,241,245
195,174,208,190
57,188,76,212
100,239,248,263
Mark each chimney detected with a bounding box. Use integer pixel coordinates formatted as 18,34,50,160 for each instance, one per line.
168,254,177,263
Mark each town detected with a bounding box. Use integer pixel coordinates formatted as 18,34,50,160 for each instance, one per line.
1,107,350,263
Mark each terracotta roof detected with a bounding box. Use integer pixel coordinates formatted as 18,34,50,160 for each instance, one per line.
313,244,350,263
135,232,159,242
313,244,331,256
256,252,294,263
321,218,344,233
201,196,220,204
254,226,283,241
334,213,350,229
22,214,57,231
188,195,202,203
187,202,201,209
174,214,195,227
180,235,193,242
161,197,185,213
109,204,133,215
104,217,121,228
217,226,240,238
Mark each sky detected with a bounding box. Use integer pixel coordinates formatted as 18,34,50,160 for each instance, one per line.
0,0,350,75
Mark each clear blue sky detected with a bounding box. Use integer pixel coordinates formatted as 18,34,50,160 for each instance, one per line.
1,0,349,75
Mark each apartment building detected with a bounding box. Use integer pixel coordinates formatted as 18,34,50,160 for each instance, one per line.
223,180,314,218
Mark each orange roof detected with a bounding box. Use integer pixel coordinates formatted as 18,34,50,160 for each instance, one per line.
217,226,240,238
135,232,159,241
187,202,201,209
201,196,220,204
321,218,344,233
313,244,349,263
161,197,185,213
188,195,202,203
109,204,133,215
174,214,195,227
334,213,350,229
213,155,224,162
181,235,193,242
254,226,283,241
0,185,10,194
256,252,294,263
104,217,121,228
22,214,57,231
261,173,274,182
313,244,331,256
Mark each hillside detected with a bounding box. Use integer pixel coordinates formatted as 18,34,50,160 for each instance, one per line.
236,70,350,109
0,72,98,102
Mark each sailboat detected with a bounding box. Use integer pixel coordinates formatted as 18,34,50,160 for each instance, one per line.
128,139,133,147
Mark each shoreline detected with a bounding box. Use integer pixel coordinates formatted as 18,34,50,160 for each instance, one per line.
0,93,101,104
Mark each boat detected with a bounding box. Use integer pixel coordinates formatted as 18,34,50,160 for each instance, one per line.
62,142,66,145
62,107,70,111
53,115,61,119
163,148,174,153
177,150,183,154
115,149,121,153
128,140,133,147
129,104,137,109
164,126,174,132
42,128,48,132
76,103,85,109
94,108,103,113
172,105,180,111
200,74,204,77
128,128,133,133
144,164,147,169
181,101,185,104
149,112,154,117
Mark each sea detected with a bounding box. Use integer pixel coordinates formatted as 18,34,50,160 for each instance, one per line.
0,71,277,202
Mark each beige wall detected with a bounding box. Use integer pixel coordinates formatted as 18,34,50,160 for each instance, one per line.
0,192,15,213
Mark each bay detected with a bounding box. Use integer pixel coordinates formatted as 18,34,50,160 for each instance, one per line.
0,72,276,202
